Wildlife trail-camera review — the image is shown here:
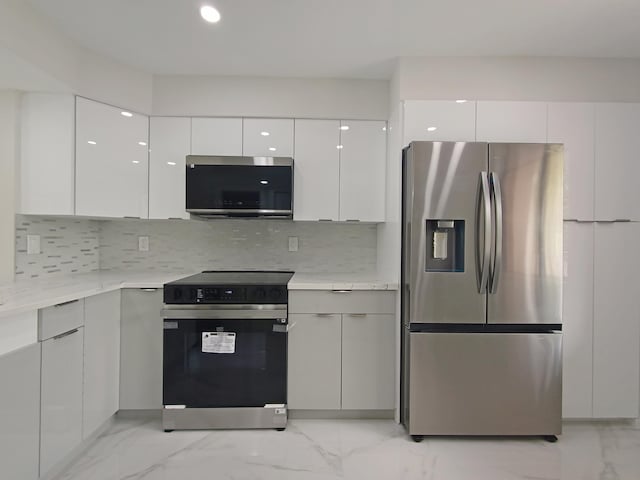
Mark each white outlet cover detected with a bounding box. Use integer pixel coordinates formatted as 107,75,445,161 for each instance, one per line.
138,236,150,252
27,235,41,255
288,236,299,252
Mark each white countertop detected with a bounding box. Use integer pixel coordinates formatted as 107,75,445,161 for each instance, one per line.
288,272,398,291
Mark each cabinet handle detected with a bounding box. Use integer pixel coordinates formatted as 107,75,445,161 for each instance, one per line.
331,289,352,293
345,219,361,222
168,217,184,220
318,219,333,222
123,216,141,219
53,328,79,340
141,288,158,292
596,219,631,223
348,313,367,317
564,219,592,223
54,299,79,308
315,313,334,317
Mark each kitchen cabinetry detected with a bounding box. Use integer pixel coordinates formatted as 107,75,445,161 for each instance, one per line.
288,290,395,412
243,118,294,157
547,103,595,221
40,326,84,475
592,222,640,418
293,119,341,221
0,344,41,480
403,100,476,145
562,221,594,418
19,93,75,215
476,101,547,143
75,97,149,218
83,291,121,438
339,120,387,222
149,117,191,219
120,288,164,410
594,103,640,221
191,117,242,156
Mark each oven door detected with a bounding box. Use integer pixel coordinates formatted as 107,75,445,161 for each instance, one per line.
162,305,287,408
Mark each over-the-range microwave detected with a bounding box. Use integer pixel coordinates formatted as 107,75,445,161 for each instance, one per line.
185,156,294,219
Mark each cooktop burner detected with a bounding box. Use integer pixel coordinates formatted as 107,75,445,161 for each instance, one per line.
163,271,294,305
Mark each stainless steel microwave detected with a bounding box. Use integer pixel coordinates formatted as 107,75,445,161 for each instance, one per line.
185,156,293,218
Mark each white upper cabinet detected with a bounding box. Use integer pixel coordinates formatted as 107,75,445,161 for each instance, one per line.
75,97,149,218
339,120,387,222
476,101,547,143
149,117,190,219
19,93,75,215
293,119,340,221
191,117,242,156
547,103,595,221
403,100,476,145
243,118,294,157
594,103,640,221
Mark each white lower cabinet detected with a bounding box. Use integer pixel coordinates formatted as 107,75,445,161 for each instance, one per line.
288,290,396,412
120,288,164,409
83,291,121,438
40,326,84,476
0,344,41,480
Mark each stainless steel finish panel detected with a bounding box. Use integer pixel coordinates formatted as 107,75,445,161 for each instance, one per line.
186,155,293,166
187,208,292,217
408,332,562,435
162,305,287,319
162,406,287,430
488,144,563,324
404,141,487,324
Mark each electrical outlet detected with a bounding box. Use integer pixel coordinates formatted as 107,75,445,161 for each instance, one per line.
27,235,41,255
288,236,299,252
138,236,150,252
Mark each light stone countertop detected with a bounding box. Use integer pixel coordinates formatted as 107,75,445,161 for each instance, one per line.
288,272,398,291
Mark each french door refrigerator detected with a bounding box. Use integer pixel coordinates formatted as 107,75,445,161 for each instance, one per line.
401,141,563,441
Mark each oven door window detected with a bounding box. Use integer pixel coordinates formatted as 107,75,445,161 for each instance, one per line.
163,318,286,408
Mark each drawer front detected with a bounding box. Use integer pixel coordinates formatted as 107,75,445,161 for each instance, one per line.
289,290,395,314
38,299,84,341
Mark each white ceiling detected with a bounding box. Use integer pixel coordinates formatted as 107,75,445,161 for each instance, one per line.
26,0,640,79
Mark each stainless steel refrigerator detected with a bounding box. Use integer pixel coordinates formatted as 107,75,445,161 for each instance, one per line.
400,141,563,442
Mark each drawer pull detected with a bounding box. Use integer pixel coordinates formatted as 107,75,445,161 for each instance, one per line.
318,219,333,222
331,289,352,293
345,219,361,222
54,299,79,308
53,328,79,340
141,288,158,292
348,313,367,317
315,313,333,317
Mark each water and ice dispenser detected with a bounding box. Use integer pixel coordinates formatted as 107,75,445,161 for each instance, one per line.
425,220,465,272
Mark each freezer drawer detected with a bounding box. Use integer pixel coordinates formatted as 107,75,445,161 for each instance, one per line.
407,332,562,436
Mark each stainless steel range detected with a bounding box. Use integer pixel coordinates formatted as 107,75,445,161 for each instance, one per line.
161,271,293,431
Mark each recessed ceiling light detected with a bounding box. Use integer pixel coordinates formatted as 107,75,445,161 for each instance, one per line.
260,180,269,185
138,141,147,146
121,111,133,117
200,5,221,23
268,147,276,151
340,125,349,131
427,127,437,132
132,160,140,164
261,131,270,136
336,145,344,149
456,99,468,103
87,140,97,145
167,161,177,166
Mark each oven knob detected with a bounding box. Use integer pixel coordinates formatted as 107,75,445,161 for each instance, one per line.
253,288,267,301
269,288,283,301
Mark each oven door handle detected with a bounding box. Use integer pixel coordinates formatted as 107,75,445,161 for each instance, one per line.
162,307,288,320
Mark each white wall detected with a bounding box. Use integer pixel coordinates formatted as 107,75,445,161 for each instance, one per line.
0,90,20,283
152,75,389,119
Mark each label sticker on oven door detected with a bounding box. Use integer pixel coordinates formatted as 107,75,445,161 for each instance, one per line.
202,332,236,354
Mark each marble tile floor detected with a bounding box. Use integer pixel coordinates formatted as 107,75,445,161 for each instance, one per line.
55,417,640,480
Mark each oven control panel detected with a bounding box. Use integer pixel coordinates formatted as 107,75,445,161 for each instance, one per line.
164,284,288,304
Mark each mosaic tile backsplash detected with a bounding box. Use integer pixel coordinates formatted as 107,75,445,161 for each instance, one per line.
15,216,377,279
15,216,100,279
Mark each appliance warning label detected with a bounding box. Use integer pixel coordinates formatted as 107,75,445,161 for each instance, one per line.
202,332,236,354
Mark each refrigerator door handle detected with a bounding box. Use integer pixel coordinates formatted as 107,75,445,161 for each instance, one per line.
489,172,503,294
475,171,492,293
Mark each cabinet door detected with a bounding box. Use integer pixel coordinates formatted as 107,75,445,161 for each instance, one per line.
19,93,75,215
288,313,341,409
594,103,640,221
341,313,395,410
83,291,121,438
120,288,163,409
293,119,340,221
593,222,640,417
548,103,595,221
403,100,476,145
243,118,294,157
75,97,149,218
191,117,242,156
339,120,387,222
476,101,547,142
0,344,40,480
149,117,190,219
562,222,594,418
40,327,83,475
